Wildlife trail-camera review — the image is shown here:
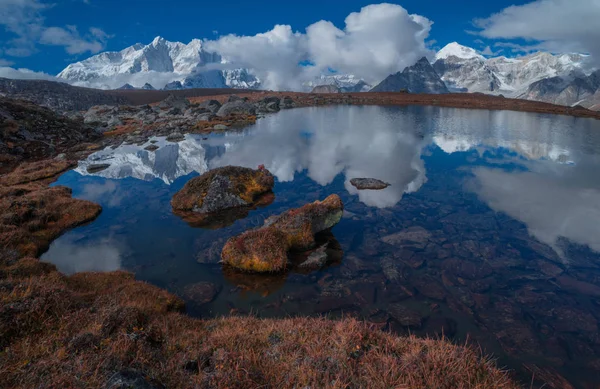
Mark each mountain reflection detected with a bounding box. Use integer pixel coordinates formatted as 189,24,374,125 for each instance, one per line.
75,106,600,219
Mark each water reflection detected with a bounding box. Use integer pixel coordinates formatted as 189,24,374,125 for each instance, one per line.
47,236,124,274
43,105,600,387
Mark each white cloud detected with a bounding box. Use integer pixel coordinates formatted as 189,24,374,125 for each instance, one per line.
0,58,14,66
0,66,57,80
204,3,432,89
0,0,111,57
475,0,600,62
40,26,109,54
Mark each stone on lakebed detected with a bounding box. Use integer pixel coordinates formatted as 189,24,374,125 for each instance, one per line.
221,194,344,273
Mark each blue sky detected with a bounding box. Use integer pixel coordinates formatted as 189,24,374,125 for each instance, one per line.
0,0,536,75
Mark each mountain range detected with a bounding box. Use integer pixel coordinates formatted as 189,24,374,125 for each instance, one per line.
41,38,600,110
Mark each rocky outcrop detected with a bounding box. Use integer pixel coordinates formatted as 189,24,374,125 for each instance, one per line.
0,78,129,112
221,194,343,272
311,85,341,94
371,57,449,94
254,96,281,113
350,178,390,190
171,166,274,228
0,97,100,169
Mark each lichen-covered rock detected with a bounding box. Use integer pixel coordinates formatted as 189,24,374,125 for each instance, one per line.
171,166,274,226
221,194,344,272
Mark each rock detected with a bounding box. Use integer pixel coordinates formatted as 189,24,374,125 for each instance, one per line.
227,95,246,102
182,282,220,305
222,194,344,272
54,153,66,160
350,178,390,190
213,124,229,131
442,258,493,279
255,96,281,113
298,244,329,269
86,163,110,173
216,100,256,117
280,96,295,109
158,94,190,111
197,99,221,113
171,165,274,221
387,303,425,328
380,226,431,249
144,145,159,152
166,132,185,142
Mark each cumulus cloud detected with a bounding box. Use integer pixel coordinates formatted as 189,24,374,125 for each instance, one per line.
204,3,433,89
0,0,111,57
40,25,109,54
475,0,600,62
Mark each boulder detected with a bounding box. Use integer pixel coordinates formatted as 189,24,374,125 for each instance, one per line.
197,99,221,113
158,94,190,111
350,178,390,190
280,96,295,109
171,165,274,218
221,194,344,272
216,100,256,117
255,96,281,113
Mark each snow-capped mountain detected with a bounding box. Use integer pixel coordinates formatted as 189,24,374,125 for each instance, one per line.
57,36,261,90
432,42,594,105
371,57,449,94
303,74,372,92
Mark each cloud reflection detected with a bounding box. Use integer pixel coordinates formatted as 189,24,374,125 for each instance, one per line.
45,238,123,274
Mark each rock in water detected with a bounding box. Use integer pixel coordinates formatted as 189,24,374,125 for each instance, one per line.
216,100,256,117
221,194,344,272
171,166,274,227
350,178,390,190
86,163,110,173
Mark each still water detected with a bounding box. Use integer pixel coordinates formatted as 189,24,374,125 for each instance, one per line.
43,106,600,386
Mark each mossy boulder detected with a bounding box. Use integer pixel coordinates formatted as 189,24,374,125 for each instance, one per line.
171,166,274,227
221,194,344,272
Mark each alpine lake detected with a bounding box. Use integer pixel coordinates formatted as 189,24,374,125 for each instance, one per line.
42,105,600,387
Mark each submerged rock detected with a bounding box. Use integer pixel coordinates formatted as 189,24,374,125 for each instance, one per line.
221,194,343,272
350,178,390,190
171,166,274,227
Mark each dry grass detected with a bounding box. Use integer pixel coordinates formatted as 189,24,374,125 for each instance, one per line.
0,254,519,389
0,160,102,257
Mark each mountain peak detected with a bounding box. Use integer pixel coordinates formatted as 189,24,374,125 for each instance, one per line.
435,42,484,61
151,36,167,46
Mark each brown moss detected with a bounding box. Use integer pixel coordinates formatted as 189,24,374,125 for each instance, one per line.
0,160,75,186
0,160,102,258
0,254,519,389
170,165,274,213
222,227,290,272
